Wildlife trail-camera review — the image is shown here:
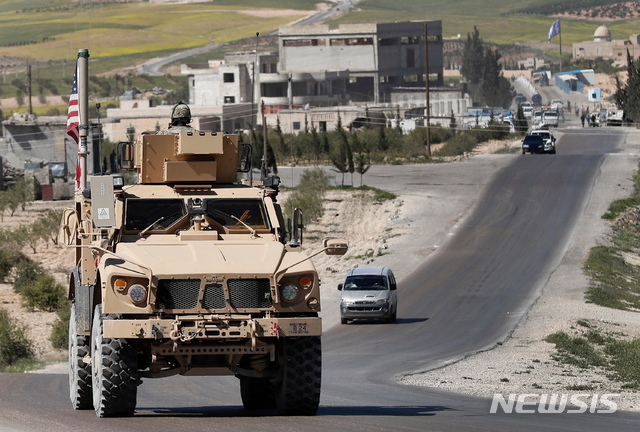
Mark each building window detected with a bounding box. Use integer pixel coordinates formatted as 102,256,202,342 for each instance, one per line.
224,96,235,103
379,37,398,46
330,37,373,46
319,121,327,131
293,122,301,130
406,49,415,68
401,36,419,45
223,73,235,83
283,39,325,47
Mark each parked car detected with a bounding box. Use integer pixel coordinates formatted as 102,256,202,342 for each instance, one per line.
530,129,557,154
522,134,546,154
338,266,398,324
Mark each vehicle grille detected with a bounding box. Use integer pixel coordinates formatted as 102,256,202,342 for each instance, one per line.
348,306,383,312
228,278,272,309
202,283,225,309
156,279,201,310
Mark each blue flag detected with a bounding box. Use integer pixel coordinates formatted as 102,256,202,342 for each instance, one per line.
548,19,560,42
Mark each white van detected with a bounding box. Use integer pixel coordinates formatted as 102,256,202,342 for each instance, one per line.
338,266,398,324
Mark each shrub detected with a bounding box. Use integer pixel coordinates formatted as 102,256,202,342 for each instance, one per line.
12,259,45,294
0,251,15,282
0,308,34,368
434,132,478,157
21,274,66,312
50,302,71,349
282,168,332,224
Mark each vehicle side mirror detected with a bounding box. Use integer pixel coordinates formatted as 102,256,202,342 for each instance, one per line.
288,208,304,245
117,141,134,170
238,143,252,173
323,238,348,256
338,283,343,291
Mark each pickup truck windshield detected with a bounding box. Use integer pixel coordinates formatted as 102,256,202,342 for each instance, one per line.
204,198,270,230
125,199,186,231
344,275,388,291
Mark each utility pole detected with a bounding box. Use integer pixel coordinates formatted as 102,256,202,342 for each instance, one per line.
27,63,32,115
249,32,259,186
424,22,431,157
262,101,268,180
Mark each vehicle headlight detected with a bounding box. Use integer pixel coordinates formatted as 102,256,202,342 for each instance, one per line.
376,298,389,304
281,284,299,302
128,284,147,304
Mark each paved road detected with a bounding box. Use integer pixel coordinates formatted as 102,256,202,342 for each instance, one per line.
1,127,638,431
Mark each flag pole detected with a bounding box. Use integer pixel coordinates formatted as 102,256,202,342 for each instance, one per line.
77,49,89,191
559,20,562,73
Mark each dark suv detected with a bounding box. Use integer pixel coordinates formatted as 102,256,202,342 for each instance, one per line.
522,134,545,154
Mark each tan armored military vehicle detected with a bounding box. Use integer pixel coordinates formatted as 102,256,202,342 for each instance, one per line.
60,116,347,416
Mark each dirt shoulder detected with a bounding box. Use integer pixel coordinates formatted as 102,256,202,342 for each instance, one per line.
399,132,640,411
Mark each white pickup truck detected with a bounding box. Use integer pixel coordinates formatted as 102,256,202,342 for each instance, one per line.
606,109,624,126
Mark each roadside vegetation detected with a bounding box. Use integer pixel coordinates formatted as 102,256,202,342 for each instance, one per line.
546,320,640,390
584,162,640,310
543,161,640,390
0,185,69,371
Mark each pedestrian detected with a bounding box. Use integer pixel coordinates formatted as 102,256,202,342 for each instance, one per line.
581,113,585,127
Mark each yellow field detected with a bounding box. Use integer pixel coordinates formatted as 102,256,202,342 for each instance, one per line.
0,3,313,61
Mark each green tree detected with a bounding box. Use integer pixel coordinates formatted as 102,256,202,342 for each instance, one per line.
354,152,371,187
515,104,528,135
449,110,458,134
461,26,485,85
330,135,349,187
614,50,640,124
378,127,390,153
309,127,323,165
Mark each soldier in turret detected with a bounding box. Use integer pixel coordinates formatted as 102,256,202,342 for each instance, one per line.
157,102,197,135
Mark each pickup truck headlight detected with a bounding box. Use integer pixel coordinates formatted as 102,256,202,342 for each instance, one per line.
281,284,299,302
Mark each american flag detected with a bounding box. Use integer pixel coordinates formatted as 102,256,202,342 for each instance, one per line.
66,63,80,189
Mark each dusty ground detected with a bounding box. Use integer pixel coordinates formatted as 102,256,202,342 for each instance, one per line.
0,200,74,363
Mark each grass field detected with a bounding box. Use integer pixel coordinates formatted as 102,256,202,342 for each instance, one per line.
333,0,640,45
1,0,639,110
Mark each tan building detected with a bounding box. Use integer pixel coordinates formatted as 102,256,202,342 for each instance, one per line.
573,25,640,64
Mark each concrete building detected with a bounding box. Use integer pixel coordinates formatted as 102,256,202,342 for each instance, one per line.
182,20,444,111
278,21,443,104
517,57,547,70
103,99,252,142
573,25,640,64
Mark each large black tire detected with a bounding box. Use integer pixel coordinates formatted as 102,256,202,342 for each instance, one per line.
274,336,322,416
69,303,92,409
240,376,276,410
91,305,139,417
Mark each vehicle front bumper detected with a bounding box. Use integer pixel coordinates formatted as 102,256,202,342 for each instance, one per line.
522,145,544,153
341,303,391,320
103,315,321,340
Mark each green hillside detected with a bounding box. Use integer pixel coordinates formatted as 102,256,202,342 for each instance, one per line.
0,0,637,113
332,0,640,45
